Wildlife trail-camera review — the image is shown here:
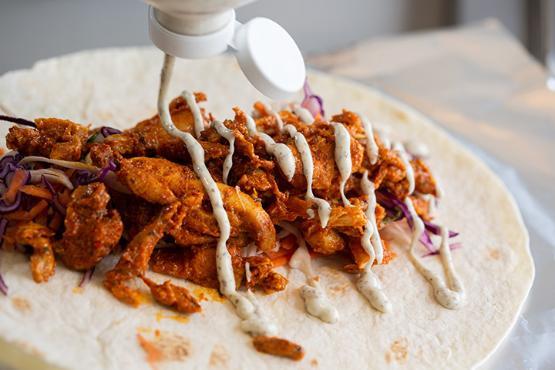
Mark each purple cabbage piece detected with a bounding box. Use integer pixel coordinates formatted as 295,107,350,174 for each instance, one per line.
100,126,122,138
0,154,28,212
0,218,8,249
0,163,17,180
377,190,459,238
41,176,67,216
377,191,414,227
423,243,463,257
424,220,459,238
0,115,36,128
0,153,24,179
87,127,122,143
73,170,97,185
301,79,325,117
0,272,7,296
419,231,436,253
0,218,8,296
0,192,22,213
376,190,462,255
419,230,462,256
78,267,95,288
73,160,117,186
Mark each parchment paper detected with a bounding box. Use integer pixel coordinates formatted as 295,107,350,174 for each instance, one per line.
310,19,555,370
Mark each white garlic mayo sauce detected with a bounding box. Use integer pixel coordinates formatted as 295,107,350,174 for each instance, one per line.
211,120,235,184
375,127,392,150
357,113,379,165
356,266,392,313
283,124,331,228
261,102,284,132
292,104,315,124
393,142,415,194
420,193,437,218
357,171,391,312
394,142,464,309
244,114,296,181
159,54,275,336
404,200,464,309
331,122,352,206
404,140,429,159
182,90,205,138
360,171,383,264
280,222,339,323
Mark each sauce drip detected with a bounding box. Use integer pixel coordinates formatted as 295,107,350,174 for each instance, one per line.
405,140,429,159
281,222,339,323
356,266,392,313
283,124,331,228
262,102,284,132
182,90,204,138
331,122,352,206
158,54,275,335
211,120,235,184
357,113,379,165
376,128,392,150
360,171,383,264
404,198,464,309
420,193,437,218
245,114,296,181
293,104,314,124
356,171,391,312
244,112,257,135
393,140,463,309
393,142,415,194
240,290,278,335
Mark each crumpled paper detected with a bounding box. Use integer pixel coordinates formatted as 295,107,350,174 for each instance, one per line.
309,19,555,369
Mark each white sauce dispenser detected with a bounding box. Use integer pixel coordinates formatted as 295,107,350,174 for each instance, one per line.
145,0,306,99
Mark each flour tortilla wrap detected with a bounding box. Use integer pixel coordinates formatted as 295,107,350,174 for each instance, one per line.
0,48,534,370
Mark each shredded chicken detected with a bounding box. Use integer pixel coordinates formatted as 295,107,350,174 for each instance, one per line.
57,183,123,270
13,222,55,283
1,92,442,322
244,255,288,294
252,336,305,361
6,118,89,161
141,276,201,314
104,202,186,306
149,245,244,289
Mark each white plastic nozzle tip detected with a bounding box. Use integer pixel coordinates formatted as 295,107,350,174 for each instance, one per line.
234,18,306,100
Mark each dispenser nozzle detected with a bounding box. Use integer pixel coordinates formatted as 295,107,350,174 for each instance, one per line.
148,6,305,99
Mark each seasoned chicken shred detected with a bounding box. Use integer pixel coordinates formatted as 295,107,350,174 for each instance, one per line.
0,90,442,325
57,183,123,270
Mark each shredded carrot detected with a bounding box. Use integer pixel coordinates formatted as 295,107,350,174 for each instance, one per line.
271,256,290,268
4,169,27,204
266,247,294,260
20,185,53,200
4,200,49,221
278,234,297,250
48,212,63,231
253,101,268,115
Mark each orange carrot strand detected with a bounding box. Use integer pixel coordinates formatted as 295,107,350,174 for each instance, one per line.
4,169,27,204
20,185,53,200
